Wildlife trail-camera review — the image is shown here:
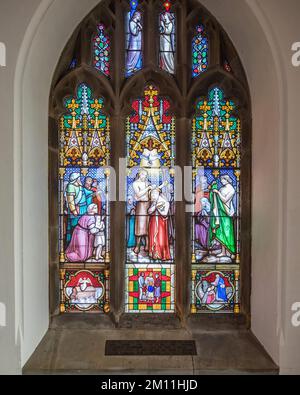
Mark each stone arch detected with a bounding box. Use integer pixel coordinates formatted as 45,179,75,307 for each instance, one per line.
14,0,286,366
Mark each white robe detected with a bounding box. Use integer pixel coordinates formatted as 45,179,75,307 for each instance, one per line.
126,13,143,75
159,12,175,74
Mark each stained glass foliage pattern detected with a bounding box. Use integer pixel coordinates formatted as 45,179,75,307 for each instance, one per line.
159,2,176,75
125,85,176,313
59,83,111,313
125,1,143,78
191,87,241,314
192,25,208,77
93,24,110,77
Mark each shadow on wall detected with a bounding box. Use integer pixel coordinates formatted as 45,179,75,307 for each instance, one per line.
0,42,6,67
0,302,6,327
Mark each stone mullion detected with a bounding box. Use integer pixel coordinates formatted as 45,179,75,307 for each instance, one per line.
145,0,156,68
209,24,221,67
175,117,190,321
108,2,122,322
109,112,126,322
114,1,123,97
177,0,188,97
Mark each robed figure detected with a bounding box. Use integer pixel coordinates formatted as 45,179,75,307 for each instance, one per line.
212,274,228,302
132,169,152,255
65,172,88,244
159,12,175,74
195,197,211,250
148,189,171,261
66,204,99,262
126,11,143,76
127,196,136,248
209,175,236,258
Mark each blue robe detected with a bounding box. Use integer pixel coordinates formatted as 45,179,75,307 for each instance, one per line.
127,215,136,248
84,188,94,207
216,277,227,302
66,183,88,244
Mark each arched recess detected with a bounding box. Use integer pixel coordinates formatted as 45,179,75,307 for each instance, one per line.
15,0,285,366
49,0,251,326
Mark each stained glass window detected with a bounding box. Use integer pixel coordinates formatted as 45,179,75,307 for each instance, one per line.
69,58,77,70
125,85,176,313
125,0,143,78
59,83,111,314
93,24,110,77
159,1,176,75
224,60,232,73
51,0,250,319
191,87,241,314
192,25,208,77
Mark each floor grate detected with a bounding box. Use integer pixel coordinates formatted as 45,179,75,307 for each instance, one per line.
105,340,197,356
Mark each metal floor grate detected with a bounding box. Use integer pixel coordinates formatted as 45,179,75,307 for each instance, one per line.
105,340,197,356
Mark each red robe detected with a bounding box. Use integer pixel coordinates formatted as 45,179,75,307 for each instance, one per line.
91,186,102,214
148,212,171,261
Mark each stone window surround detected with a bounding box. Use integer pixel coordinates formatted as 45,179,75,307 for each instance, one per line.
49,0,251,328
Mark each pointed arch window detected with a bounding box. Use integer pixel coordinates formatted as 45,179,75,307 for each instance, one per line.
125,85,176,313
192,24,209,77
191,87,241,314
159,1,176,74
125,0,143,77
50,0,251,321
58,83,111,313
93,24,111,77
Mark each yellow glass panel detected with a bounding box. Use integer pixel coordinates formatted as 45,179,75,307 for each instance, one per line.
129,281,134,292
138,304,148,310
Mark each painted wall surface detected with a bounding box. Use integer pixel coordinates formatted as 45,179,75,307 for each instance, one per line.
201,0,284,366
260,0,300,374
0,0,299,374
0,0,42,374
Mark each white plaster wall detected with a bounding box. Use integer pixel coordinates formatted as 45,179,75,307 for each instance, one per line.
0,0,99,373
201,0,284,366
0,0,42,374
260,0,300,374
15,0,101,367
0,0,299,374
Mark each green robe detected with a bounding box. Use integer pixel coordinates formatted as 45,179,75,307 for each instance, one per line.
209,182,236,254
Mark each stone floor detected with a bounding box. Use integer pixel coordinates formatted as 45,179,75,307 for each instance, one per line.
23,317,278,375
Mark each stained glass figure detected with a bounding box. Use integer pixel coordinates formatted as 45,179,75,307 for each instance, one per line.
62,168,110,262
125,0,143,77
69,58,77,70
192,168,239,264
61,269,110,313
93,24,110,77
125,265,175,313
59,84,110,313
159,1,176,75
191,87,241,314
125,85,176,312
192,25,208,77
191,269,239,313
126,168,175,263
